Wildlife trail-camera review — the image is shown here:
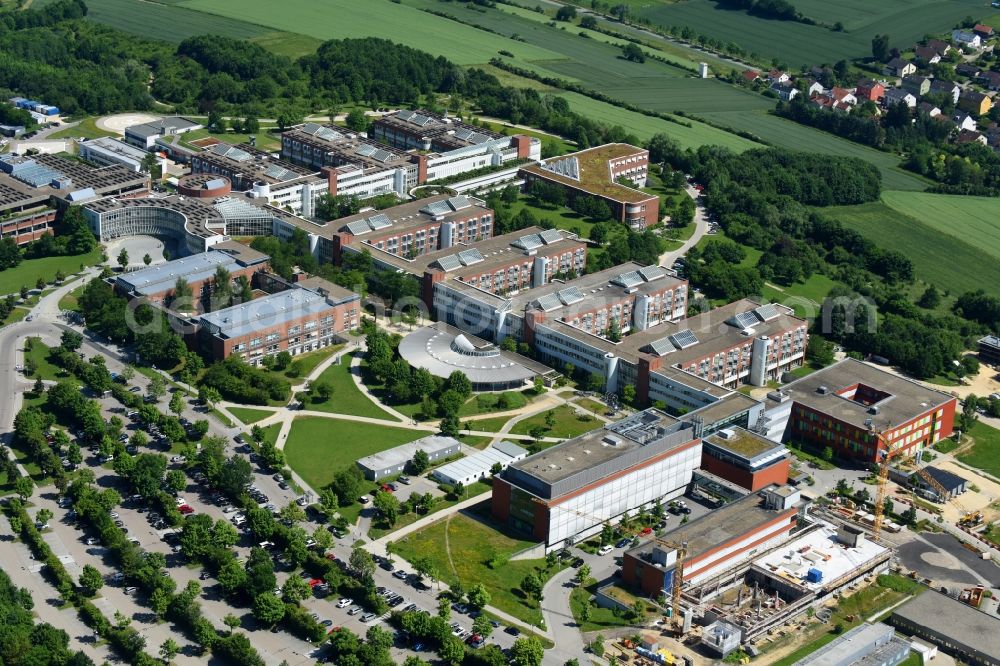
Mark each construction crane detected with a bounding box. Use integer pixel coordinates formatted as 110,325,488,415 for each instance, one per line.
536,498,688,633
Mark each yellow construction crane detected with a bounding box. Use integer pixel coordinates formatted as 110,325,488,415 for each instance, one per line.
537,498,688,632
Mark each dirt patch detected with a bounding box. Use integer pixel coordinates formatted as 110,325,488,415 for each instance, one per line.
189,137,221,149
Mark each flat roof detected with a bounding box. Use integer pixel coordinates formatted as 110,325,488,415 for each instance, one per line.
791,622,897,666
626,485,791,562
293,275,359,304
198,286,355,339
210,240,269,266
980,334,1000,350
372,110,505,151
194,142,317,185
397,323,541,385
356,435,459,472
891,589,1000,659
521,144,653,204
540,298,804,370
705,427,786,464
766,358,956,432
116,251,238,296
689,391,762,425
752,522,890,592
80,137,149,162
283,123,414,171
433,441,527,482
504,409,698,498
125,116,200,138
336,194,489,238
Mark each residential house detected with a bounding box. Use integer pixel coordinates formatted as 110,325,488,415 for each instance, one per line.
959,90,992,116
974,24,995,40
914,46,942,64
770,82,799,101
805,80,824,97
952,112,978,132
830,87,857,106
917,102,942,117
884,88,917,108
856,79,886,102
767,69,790,84
978,70,1000,91
929,79,962,104
925,39,952,56
742,70,761,83
956,129,988,146
952,30,983,49
884,57,916,78
956,63,982,78
902,75,931,96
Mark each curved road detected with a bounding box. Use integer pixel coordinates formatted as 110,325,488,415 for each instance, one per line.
659,185,708,268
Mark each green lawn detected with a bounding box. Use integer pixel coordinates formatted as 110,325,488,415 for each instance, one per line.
957,422,1000,478
466,415,515,434
24,339,69,382
479,120,576,156
569,584,655,632
49,117,116,141
391,511,561,626
284,416,418,489
252,422,281,447
261,344,343,387
178,127,281,153
228,407,274,425
368,479,492,540
82,0,271,42
57,283,87,312
881,191,1000,262
305,352,398,420
823,199,1000,299
697,111,929,192
456,390,532,418
0,249,103,296
510,405,599,439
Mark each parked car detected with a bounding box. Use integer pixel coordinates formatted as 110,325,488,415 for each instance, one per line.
598,544,614,556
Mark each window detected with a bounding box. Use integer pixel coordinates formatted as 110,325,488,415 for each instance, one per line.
288,325,301,335
250,337,262,348
266,333,279,342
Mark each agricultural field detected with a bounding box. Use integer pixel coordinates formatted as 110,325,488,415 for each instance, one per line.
180,0,565,66
698,110,929,191
880,191,1000,261
81,0,270,41
822,199,1000,299
558,92,760,151
639,0,986,64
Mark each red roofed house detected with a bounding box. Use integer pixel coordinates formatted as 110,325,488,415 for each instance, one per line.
742,70,761,83
767,69,790,84
974,24,995,40
856,79,885,102
830,87,857,106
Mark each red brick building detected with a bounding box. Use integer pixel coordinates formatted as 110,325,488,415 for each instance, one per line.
765,358,957,463
700,427,789,492
1,208,56,245
520,144,660,229
856,79,886,102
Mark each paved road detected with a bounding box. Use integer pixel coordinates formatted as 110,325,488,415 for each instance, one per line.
659,185,708,269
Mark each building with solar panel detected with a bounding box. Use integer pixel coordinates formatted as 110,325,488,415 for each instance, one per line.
519,144,659,229
0,153,148,246
329,194,494,262
189,142,328,216
491,409,703,551
763,358,957,463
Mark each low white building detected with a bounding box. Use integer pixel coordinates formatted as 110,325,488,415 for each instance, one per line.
432,440,527,486
79,137,152,173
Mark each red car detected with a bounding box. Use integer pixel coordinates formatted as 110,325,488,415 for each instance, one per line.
380,484,393,493
308,578,323,588
640,526,653,536
178,505,194,515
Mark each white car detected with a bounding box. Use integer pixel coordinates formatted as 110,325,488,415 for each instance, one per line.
174,497,187,506
336,598,353,608
598,545,614,556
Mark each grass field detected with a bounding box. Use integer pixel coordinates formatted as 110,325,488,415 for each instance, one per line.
284,416,417,489
881,191,1000,261
304,353,398,420
559,92,760,151
179,128,281,152
957,422,1000,479
823,199,1000,298
510,405,599,439
0,249,103,296
639,0,986,65
82,0,270,41
456,391,531,418
181,0,565,65
57,283,86,312
228,407,273,425
49,117,116,141
697,110,928,191
391,511,561,625
24,339,68,382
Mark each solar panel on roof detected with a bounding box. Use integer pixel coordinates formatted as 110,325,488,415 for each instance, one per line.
670,329,699,349
371,149,395,163
536,293,562,312
447,195,471,211
539,229,563,244
541,156,580,181
639,265,666,282
355,144,377,157
453,128,474,141
754,303,780,322
514,233,543,251
421,201,452,217
345,220,371,236
263,164,294,181
435,255,463,272
412,113,432,127
730,311,759,329
612,271,643,289
557,287,584,306
648,338,676,356
367,213,391,230
457,249,484,266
